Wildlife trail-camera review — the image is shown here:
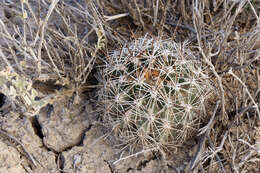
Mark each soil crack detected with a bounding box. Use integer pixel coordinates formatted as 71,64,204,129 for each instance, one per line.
30,116,44,139
104,160,114,173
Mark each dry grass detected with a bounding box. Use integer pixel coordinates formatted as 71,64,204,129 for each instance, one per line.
0,0,259,172
0,0,104,115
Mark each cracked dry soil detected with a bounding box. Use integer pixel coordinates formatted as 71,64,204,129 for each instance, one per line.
0,94,175,173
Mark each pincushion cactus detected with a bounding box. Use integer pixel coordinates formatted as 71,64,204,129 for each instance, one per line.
101,35,212,153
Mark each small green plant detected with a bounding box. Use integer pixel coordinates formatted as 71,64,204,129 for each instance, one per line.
101,35,212,153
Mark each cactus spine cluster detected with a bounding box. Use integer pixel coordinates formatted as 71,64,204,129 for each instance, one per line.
101,35,212,152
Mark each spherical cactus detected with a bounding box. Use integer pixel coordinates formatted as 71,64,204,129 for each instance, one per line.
101,35,212,153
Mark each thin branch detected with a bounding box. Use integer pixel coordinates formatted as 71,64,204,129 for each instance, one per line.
192,1,227,120
165,20,197,34
133,0,145,30
228,68,260,118
104,13,129,22
37,0,59,75
113,147,159,165
189,100,220,171
246,0,259,22
206,133,227,173
153,0,159,27
0,128,38,167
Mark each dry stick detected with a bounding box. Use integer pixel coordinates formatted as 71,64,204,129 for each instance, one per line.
0,49,14,72
238,138,260,154
158,0,171,38
229,135,239,173
37,0,59,75
197,104,260,172
4,36,26,75
192,0,226,120
228,68,260,118
24,1,38,26
193,19,226,121
165,21,197,34
229,104,260,131
0,20,21,70
189,100,220,171
213,1,246,72
153,0,159,27
225,104,260,171
200,131,228,166
134,0,145,30
113,147,159,165
21,0,27,46
43,41,63,80
0,19,38,66
218,51,260,74
247,0,259,22
180,0,189,20
104,13,129,22
206,133,227,173
0,128,37,167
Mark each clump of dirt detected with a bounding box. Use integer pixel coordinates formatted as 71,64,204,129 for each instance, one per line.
36,99,91,152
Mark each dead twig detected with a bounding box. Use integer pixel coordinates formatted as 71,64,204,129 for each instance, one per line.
133,0,145,30
104,13,129,22
36,0,59,75
113,147,159,165
153,0,159,27
206,134,227,173
165,20,197,34
188,100,220,172
0,128,38,167
228,68,260,118
193,0,227,122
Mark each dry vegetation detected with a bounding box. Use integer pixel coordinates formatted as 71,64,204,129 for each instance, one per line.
0,0,259,172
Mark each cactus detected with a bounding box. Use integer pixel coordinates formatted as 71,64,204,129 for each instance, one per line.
101,35,212,152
